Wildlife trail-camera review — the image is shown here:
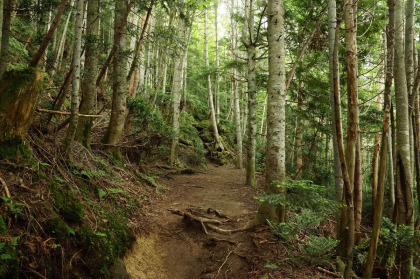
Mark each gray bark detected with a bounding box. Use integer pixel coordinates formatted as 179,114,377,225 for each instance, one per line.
63,0,84,154
257,0,286,224
328,0,343,202
170,7,189,165
392,0,415,276
204,8,224,151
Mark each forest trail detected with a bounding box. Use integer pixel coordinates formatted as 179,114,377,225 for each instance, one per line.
124,164,261,279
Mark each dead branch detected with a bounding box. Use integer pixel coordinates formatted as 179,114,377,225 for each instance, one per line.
316,266,343,278
0,176,11,198
36,108,102,118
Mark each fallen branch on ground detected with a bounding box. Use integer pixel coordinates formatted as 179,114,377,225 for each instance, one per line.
316,266,343,278
0,176,11,198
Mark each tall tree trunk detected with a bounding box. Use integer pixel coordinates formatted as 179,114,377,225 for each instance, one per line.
328,0,343,203
204,8,224,151
257,0,286,224
0,0,4,74
52,0,75,77
362,32,393,279
63,0,84,154
75,0,100,147
214,0,220,123
0,0,15,76
231,0,241,167
296,85,303,176
342,0,358,276
96,0,132,86
103,0,129,154
245,0,257,187
392,0,415,276
170,6,189,165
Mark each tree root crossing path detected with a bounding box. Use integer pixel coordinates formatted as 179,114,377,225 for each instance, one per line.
124,164,260,279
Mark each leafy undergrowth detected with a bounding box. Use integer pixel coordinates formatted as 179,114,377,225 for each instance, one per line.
252,180,342,278
0,131,165,278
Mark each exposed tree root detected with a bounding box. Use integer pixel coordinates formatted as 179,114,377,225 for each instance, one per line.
168,208,253,235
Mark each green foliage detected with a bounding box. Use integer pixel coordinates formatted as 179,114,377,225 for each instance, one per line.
49,183,84,223
0,237,18,278
0,197,26,216
268,209,338,268
257,180,340,213
127,97,173,137
268,209,324,241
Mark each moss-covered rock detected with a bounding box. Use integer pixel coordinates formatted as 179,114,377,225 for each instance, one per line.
109,259,131,279
46,215,73,238
77,212,134,277
49,183,84,222
0,138,34,164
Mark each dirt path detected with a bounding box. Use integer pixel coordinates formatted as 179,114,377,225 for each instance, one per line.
124,164,261,279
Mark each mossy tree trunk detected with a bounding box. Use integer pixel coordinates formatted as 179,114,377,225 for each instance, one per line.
75,0,100,148
103,0,130,155
0,69,41,142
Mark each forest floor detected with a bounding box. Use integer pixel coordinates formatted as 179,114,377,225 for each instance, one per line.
123,164,326,279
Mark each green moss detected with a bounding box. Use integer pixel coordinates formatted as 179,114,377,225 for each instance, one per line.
46,215,73,238
77,211,134,277
0,215,7,235
0,68,40,142
0,139,34,164
0,68,37,108
49,183,84,222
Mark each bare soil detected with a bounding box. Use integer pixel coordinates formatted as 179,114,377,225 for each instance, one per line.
124,164,325,279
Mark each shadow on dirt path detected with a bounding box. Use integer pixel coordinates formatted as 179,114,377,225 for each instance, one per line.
124,164,261,279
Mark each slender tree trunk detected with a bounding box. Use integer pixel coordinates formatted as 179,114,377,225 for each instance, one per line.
214,0,220,123
245,0,257,187
234,75,243,167
29,0,68,68
0,0,4,71
52,0,75,77
342,0,358,276
257,0,286,224
204,8,224,152
170,7,189,165
362,44,392,279
328,0,343,203
63,0,84,154
296,86,303,175
371,131,381,212
103,0,129,153
75,0,99,147
0,0,15,76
